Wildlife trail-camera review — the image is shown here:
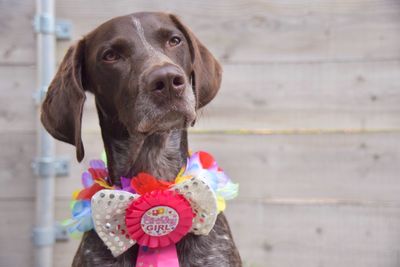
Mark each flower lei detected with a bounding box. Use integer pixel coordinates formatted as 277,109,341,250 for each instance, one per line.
63,151,238,266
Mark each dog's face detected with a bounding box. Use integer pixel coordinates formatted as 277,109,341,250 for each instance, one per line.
85,13,196,134
41,12,222,161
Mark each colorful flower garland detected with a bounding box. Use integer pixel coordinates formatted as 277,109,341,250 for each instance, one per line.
63,151,238,266
62,151,239,239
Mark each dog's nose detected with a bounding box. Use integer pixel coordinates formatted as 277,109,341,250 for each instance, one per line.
146,65,186,97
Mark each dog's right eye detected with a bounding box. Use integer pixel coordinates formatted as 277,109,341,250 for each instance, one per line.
168,36,182,47
102,50,121,62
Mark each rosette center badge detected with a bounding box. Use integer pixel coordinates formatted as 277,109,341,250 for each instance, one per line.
141,206,179,236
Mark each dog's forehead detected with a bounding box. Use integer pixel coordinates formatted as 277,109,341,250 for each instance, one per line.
88,13,176,43
131,12,174,30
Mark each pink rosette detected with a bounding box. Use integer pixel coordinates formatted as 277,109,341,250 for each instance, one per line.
125,190,194,248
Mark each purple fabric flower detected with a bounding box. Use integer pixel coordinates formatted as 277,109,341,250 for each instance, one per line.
89,159,106,169
120,177,136,194
81,172,94,188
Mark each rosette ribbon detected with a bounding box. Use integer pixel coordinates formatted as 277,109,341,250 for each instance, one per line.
91,176,219,263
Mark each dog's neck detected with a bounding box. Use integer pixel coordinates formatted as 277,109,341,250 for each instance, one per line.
98,114,188,184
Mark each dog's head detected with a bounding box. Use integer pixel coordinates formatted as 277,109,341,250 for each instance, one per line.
41,12,222,162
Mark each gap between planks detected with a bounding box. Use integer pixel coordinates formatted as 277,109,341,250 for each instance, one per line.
2,196,400,208
1,57,400,68
189,128,400,135
2,128,400,136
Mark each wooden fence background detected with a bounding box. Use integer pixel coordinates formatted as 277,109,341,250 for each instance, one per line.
1,1,400,266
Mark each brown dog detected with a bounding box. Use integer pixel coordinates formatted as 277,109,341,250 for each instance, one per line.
41,12,241,266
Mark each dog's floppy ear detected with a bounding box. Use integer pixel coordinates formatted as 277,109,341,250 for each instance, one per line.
41,39,86,162
170,14,222,109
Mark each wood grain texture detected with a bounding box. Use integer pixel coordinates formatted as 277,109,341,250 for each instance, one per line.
0,200,35,267
2,1,399,132
2,0,400,64
54,0,400,64
0,0,35,64
189,133,400,203
3,132,399,202
1,1,400,266
0,66,36,133
196,61,400,130
4,60,398,133
2,199,400,267
225,200,400,267
0,200,80,267
0,133,35,199
49,132,400,204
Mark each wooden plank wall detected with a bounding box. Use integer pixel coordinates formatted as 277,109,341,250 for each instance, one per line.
1,1,400,266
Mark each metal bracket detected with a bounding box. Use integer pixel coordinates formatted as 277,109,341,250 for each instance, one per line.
33,86,48,105
55,19,72,40
32,156,70,178
34,14,72,40
32,226,55,246
55,222,69,241
33,222,70,246
34,14,55,34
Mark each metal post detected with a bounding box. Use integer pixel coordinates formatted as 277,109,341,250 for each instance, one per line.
34,0,56,266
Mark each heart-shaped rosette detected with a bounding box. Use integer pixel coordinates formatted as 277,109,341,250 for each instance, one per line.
91,177,218,257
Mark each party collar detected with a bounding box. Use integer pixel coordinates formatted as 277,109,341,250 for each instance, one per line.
63,151,239,266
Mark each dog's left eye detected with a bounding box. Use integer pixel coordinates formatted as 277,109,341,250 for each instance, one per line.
168,36,182,47
102,50,121,62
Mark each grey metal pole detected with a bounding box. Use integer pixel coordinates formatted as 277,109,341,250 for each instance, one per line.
34,0,56,266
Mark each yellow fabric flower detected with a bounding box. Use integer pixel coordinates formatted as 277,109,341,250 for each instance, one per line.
95,179,114,189
217,196,226,213
174,166,192,184
72,189,80,200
